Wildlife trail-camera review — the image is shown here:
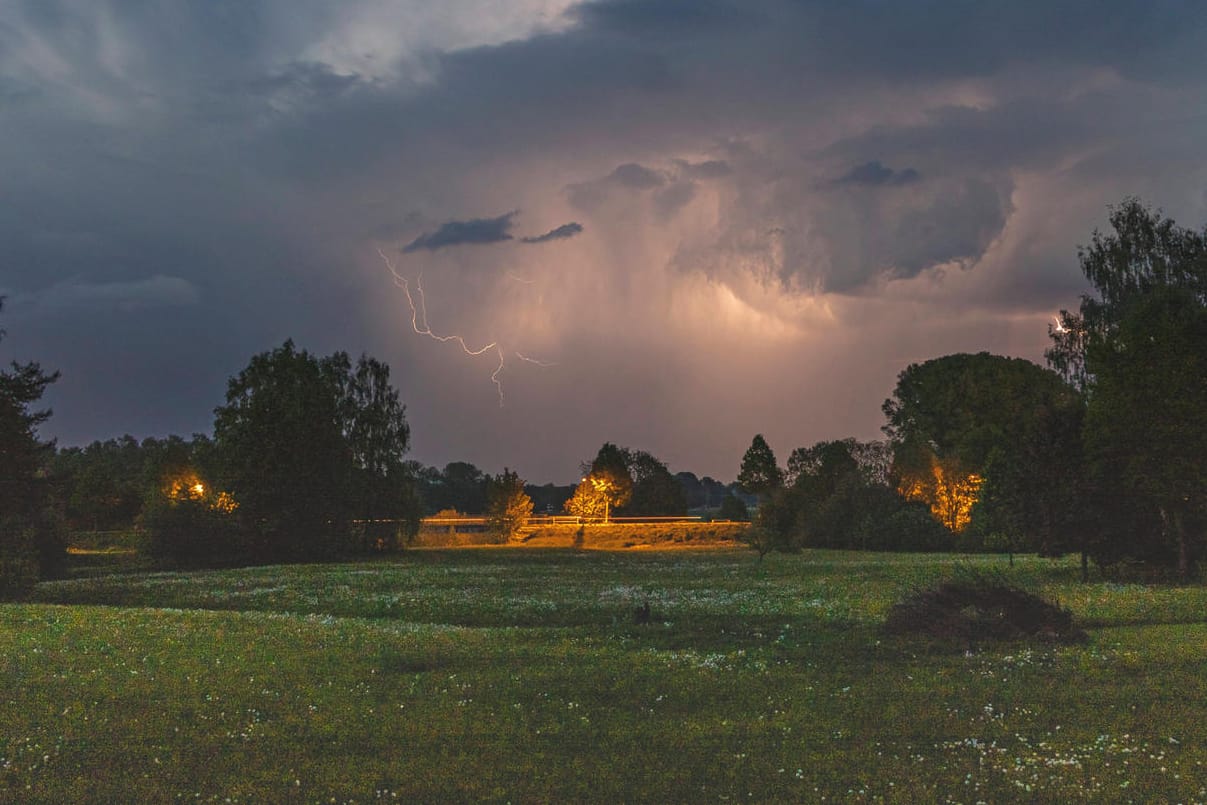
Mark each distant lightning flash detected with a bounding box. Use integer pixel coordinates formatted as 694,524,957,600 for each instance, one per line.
377,247,550,405
515,352,556,367
1053,314,1068,334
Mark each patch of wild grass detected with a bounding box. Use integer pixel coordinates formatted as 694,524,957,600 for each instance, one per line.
4,550,1207,801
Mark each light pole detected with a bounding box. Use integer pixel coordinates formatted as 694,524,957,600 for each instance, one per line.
585,474,615,524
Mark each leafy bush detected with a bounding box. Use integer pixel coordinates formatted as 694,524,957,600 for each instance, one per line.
856,503,954,552
142,496,246,568
883,568,1085,647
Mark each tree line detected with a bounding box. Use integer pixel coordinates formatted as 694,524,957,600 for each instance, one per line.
737,198,1206,580
1,330,743,588
3,197,1202,591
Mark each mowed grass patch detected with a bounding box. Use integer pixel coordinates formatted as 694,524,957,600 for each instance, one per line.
4,549,1207,802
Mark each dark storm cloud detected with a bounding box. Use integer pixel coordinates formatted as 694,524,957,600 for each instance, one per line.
879,179,1012,279
611,163,666,189
834,161,920,187
794,1,1207,81
574,0,752,37
2,0,1206,480
402,212,518,253
566,163,667,210
676,159,731,179
521,222,584,244
233,61,361,102
225,1,1207,186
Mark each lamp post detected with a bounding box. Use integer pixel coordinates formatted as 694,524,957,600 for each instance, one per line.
584,474,615,524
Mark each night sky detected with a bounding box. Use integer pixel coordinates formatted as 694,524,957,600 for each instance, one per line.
2,1,1206,483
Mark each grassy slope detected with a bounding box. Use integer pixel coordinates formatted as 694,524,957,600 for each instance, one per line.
3,549,1206,802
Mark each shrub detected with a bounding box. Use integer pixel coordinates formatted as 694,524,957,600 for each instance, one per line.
142,496,246,568
857,503,954,552
883,568,1086,647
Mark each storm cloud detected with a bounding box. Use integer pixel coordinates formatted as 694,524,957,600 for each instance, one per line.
402,212,518,253
835,161,921,187
521,222,584,243
2,0,1206,481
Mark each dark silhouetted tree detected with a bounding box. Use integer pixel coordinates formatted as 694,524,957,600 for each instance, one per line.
1047,199,1207,579
213,341,352,560
737,434,782,498
211,341,416,562
1,297,64,596
328,352,419,549
622,449,687,516
717,493,749,521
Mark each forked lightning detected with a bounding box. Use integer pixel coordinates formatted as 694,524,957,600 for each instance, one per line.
377,247,553,405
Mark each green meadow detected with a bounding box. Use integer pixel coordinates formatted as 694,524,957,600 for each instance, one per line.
4,548,1207,802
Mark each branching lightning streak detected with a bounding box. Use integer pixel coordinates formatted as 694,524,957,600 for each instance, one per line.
515,352,556,367
377,247,549,406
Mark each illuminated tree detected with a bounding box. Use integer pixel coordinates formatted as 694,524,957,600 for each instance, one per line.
143,468,241,567
884,352,1081,545
897,453,982,533
566,443,633,523
486,467,534,541
566,473,624,522
564,479,605,521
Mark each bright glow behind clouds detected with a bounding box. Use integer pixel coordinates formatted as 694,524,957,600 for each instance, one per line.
296,0,578,82
2,1,1207,482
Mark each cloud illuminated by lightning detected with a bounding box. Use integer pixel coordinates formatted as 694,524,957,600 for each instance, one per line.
377,247,551,405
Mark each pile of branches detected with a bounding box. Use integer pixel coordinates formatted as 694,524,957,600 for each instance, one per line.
883,569,1086,646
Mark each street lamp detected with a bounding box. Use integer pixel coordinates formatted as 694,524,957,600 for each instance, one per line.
587,474,614,524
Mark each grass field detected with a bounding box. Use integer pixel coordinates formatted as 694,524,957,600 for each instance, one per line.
4,548,1207,802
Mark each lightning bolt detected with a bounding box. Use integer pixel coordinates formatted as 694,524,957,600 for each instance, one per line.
377,247,550,405
1052,314,1068,334
515,352,556,367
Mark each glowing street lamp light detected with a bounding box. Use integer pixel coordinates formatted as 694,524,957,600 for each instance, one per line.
583,474,615,524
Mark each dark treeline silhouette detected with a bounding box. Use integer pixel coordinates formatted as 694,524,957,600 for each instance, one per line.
742,198,1206,581
409,449,743,519
3,198,1202,590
